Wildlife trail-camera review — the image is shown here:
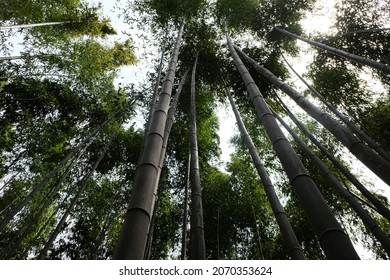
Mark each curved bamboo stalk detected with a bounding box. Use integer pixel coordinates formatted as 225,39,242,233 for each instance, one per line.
273,109,390,257
235,46,390,186
225,85,305,260
274,27,390,75
281,53,390,162
226,29,359,259
113,19,185,260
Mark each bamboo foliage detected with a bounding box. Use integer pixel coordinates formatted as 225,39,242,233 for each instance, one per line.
1,148,88,259
225,85,305,260
113,19,185,260
0,110,122,232
226,29,360,259
234,46,390,187
37,134,116,259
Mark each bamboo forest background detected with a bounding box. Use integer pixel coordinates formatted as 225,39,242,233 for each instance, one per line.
1,0,389,260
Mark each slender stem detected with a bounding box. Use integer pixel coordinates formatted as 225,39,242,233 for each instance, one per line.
274,27,390,75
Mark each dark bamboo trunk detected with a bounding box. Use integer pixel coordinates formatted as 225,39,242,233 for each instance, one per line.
225,86,305,259
281,54,390,162
273,109,390,257
274,94,390,222
181,151,190,260
189,56,206,260
159,68,190,178
143,69,189,260
113,20,185,260
144,45,167,144
227,31,359,259
274,27,390,75
235,46,390,186
143,187,161,260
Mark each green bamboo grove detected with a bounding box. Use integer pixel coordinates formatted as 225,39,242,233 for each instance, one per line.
1,0,390,260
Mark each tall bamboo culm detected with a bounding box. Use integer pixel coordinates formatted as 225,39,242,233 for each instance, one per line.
113,19,185,260
281,53,390,163
273,93,390,222
272,109,390,257
144,69,189,259
189,56,206,260
226,28,359,259
225,85,305,260
234,46,390,187
274,27,390,75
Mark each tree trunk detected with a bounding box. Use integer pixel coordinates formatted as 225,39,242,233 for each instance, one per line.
181,151,191,260
143,186,162,260
0,21,69,31
227,30,359,259
274,93,390,222
159,68,190,179
274,27,390,75
37,134,115,259
225,85,305,260
143,67,190,260
273,109,390,257
235,46,390,186
281,53,390,162
113,19,185,260
142,44,167,148
0,54,56,61
0,110,121,232
189,56,206,260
